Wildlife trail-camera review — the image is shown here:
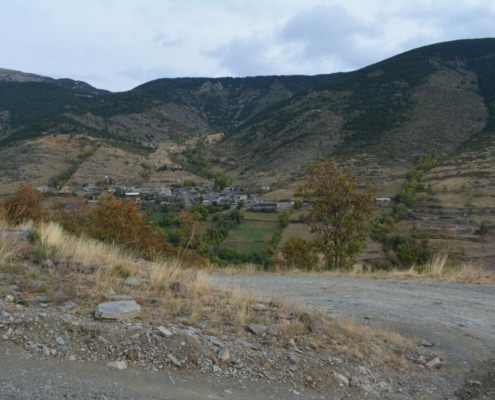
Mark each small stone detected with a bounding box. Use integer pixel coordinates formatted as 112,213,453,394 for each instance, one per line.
265,327,278,336
124,277,148,287
245,323,267,335
207,336,224,348
25,344,38,353
4,327,14,338
334,372,349,387
157,326,174,337
252,303,268,311
42,345,51,356
426,356,442,369
107,361,127,370
420,339,433,347
288,354,300,364
56,337,66,345
0,311,10,317
4,294,15,303
168,354,181,367
262,361,272,370
218,347,230,361
103,293,134,301
237,338,259,350
57,301,76,311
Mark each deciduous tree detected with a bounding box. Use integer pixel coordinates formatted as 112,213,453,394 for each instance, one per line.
295,159,376,269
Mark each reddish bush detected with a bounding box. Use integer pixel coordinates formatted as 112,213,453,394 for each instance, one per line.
1,183,43,225
46,196,90,234
83,194,172,260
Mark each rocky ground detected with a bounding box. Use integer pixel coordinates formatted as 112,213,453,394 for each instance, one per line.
0,256,494,398
0,290,432,399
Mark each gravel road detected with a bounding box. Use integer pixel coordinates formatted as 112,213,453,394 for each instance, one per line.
209,275,495,395
208,275,494,344
1,274,494,399
0,345,310,400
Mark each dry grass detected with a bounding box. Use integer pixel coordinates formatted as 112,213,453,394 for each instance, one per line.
40,221,132,266
335,319,411,368
34,222,271,326
0,218,420,370
0,220,30,272
263,252,495,285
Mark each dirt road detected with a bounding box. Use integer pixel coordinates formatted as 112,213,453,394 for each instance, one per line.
209,274,495,396
1,274,493,399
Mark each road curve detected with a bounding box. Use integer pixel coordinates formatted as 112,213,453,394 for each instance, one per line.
209,275,495,369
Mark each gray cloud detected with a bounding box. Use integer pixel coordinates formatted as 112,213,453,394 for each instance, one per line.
208,36,279,77
279,5,365,64
1,0,493,91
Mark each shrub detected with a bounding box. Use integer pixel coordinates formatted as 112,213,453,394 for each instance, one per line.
83,194,172,260
280,236,319,270
1,183,43,225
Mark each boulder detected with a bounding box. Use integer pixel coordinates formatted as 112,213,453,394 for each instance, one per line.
95,300,141,320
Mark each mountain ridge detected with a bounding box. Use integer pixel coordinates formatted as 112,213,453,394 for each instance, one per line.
0,67,110,95
0,38,494,197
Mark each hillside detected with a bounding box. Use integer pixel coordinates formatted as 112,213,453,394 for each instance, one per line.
0,72,339,195
0,38,494,199
219,38,495,187
1,38,495,269
0,67,109,95
0,39,495,195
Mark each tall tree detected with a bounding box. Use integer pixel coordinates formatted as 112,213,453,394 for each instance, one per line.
295,159,376,269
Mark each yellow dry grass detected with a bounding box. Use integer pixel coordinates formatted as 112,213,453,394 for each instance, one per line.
267,249,495,285
0,220,26,269
0,218,421,369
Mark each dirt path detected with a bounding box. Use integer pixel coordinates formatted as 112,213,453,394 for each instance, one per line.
0,346,312,400
1,274,493,399
209,275,495,395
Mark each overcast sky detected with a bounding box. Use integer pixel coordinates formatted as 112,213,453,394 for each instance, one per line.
1,0,493,92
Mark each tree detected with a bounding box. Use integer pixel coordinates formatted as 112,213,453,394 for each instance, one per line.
295,159,376,269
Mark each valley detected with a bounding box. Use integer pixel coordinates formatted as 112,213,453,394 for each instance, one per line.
1,38,495,268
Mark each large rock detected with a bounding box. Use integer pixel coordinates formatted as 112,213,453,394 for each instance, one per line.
95,300,141,320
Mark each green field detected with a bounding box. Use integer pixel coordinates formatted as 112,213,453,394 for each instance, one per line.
243,211,280,222
222,214,280,253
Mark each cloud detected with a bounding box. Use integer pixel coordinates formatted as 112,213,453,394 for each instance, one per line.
280,5,365,64
2,0,494,91
208,36,279,77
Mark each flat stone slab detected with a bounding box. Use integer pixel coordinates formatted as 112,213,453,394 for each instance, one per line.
95,300,141,320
